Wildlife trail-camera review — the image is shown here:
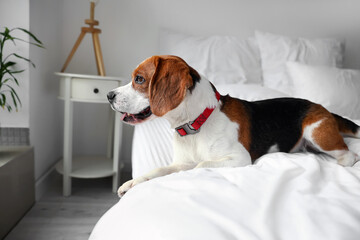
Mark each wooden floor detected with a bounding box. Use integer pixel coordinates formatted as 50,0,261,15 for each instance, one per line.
4,172,131,240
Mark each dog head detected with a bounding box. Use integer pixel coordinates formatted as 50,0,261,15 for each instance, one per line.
107,55,200,125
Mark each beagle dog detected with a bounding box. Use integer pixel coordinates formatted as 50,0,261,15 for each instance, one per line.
108,55,360,197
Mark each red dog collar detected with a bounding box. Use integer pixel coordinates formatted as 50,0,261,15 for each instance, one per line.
175,91,221,137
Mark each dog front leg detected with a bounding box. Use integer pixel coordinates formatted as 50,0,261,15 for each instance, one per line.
118,163,195,197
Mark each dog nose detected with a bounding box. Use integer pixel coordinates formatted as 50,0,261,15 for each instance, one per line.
107,91,116,103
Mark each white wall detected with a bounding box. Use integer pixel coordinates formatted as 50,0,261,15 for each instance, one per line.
0,0,30,127
29,0,64,180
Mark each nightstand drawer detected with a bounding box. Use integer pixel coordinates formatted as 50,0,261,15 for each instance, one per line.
57,73,123,103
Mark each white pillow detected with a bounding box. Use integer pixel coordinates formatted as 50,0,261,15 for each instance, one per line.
159,30,262,85
215,83,289,101
287,61,360,119
255,31,344,94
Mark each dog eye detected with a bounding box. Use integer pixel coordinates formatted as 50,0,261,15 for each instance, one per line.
135,75,145,84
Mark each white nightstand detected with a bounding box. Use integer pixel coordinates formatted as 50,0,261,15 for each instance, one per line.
55,72,125,196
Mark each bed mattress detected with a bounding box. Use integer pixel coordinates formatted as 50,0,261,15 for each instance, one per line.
90,135,360,240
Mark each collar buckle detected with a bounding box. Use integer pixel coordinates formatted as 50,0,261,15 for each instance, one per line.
175,121,200,137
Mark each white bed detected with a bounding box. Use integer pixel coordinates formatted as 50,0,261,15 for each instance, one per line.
90,30,360,240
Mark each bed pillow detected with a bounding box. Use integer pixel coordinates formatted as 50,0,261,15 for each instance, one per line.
255,31,344,94
159,30,262,85
215,83,289,101
287,61,360,119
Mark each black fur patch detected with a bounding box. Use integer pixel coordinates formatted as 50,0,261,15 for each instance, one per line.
245,98,312,161
332,113,359,134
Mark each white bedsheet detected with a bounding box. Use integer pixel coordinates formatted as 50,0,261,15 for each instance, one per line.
90,137,360,240
131,118,174,178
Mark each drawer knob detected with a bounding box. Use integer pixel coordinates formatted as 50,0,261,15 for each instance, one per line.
93,88,99,94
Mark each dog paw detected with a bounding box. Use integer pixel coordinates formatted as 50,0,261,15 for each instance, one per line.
117,179,134,197
117,177,148,198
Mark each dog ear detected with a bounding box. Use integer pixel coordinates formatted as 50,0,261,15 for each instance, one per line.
149,56,195,116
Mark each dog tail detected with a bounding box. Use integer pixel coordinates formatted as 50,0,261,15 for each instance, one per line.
332,113,360,138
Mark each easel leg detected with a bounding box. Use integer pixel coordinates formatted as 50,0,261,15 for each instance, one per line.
61,31,86,72
92,32,106,76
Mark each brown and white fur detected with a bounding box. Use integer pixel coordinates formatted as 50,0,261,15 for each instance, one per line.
108,55,360,197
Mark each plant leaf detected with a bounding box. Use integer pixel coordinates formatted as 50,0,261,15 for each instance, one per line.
11,37,44,48
1,27,17,45
13,53,35,67
6,84,22,105
4,85,21,109
5,70,20,86
7,69,25,74
0,93,6,106
16,28,43,45
10,91,18,109
0,78,11,88
4,61,16,68
4,27,10,36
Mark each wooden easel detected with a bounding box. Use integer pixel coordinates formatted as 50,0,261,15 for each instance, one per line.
61,1,106,76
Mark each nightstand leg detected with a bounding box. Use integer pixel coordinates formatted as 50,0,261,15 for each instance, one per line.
107,108,114,159
63,77,73,197
112,112,122,193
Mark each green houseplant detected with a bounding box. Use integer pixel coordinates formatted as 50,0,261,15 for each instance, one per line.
0,27,44,112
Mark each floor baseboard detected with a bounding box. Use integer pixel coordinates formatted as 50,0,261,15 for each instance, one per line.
35,160,60,201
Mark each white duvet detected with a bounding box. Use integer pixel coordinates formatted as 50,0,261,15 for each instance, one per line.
90,137,360,240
